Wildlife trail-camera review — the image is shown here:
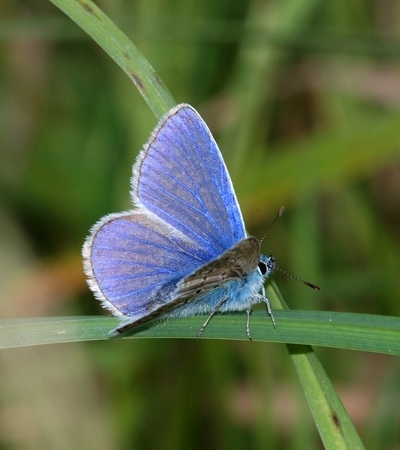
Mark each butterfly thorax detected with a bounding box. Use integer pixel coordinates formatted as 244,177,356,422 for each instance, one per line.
163,238,276,317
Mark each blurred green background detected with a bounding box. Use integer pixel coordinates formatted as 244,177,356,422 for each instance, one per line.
1,0,400,448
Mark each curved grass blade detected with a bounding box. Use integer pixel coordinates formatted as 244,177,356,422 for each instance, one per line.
48,0,175,118
0,309,398,353
267,281,367,449
288,345,365,449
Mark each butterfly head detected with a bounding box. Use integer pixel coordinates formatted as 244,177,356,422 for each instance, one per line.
258,253,275,279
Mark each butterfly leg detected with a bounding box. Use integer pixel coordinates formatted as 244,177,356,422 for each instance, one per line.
263,298,276,328
253,287,276,329
196,297,228,340
260,285,276,328
246,309,253,341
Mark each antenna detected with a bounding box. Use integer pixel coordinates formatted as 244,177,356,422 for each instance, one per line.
260,206,285,244
275,266,320,290
260,207,320,291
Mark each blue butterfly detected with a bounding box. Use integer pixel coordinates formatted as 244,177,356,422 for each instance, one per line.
83,104,277,339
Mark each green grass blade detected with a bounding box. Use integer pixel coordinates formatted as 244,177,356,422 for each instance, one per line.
288,345,366,449
0,310,398,353
267,282,367,449
48,0,176,118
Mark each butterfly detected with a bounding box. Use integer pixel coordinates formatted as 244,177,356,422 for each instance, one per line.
83,104,278,340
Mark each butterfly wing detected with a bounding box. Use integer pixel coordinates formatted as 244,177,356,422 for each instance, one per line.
84,104,250,331
132,104,246,257
83,211,210,320
111,237,261,335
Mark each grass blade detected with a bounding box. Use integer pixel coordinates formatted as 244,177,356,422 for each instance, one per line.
0,309,398,354
48,0,175,117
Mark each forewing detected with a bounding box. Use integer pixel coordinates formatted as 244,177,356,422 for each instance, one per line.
83,211,209,320
132,104,246,257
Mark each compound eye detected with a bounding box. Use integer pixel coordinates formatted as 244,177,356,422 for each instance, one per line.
258,261,267,275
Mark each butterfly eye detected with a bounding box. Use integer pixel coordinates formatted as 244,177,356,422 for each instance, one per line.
258,261,267,275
